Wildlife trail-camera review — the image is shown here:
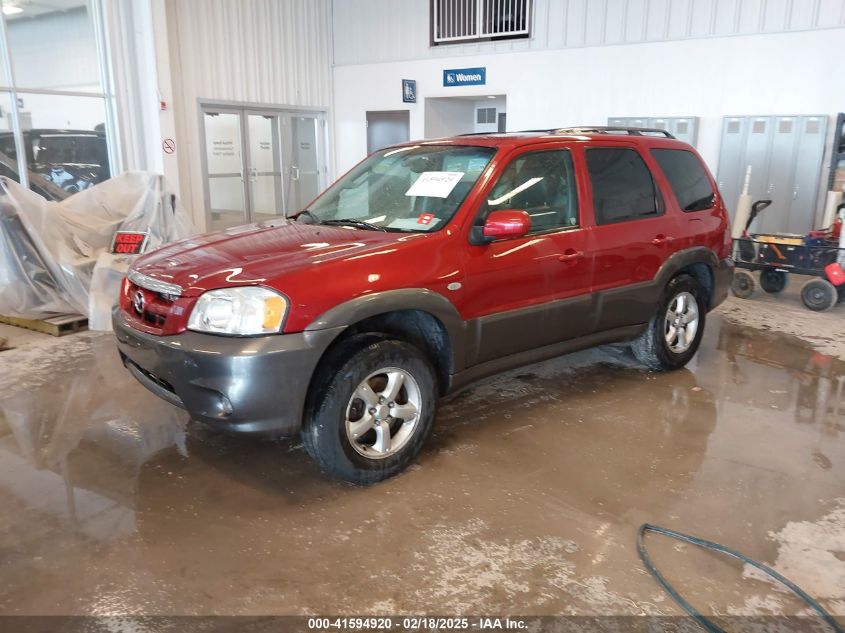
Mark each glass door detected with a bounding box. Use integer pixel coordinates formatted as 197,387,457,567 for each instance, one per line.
202,104,327,229
202,109,248,230
246,112,285,223
284,113,325,214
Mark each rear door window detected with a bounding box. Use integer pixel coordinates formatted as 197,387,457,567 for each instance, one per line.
586,148,661,225
651,148,715,212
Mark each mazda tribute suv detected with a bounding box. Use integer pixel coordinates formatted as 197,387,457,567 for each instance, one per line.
114,127,734,483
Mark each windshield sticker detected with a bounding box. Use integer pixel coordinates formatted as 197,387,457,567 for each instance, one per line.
389,217,441,231
417,213,435,225
405,171,464,198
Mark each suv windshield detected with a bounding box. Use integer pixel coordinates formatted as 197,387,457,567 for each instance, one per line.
305,144,496,232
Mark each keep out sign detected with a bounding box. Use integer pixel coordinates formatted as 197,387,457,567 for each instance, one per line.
110,231,149,255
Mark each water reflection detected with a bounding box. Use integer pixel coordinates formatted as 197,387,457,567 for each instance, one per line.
717,321,845,430
0,335,187,541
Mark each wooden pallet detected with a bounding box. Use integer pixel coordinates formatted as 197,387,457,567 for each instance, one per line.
0,313,88,337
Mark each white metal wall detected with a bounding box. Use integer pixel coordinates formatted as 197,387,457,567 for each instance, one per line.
332,0,845,65
166,0,333,227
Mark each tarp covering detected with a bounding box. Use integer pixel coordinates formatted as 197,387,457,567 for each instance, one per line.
0,171,194,329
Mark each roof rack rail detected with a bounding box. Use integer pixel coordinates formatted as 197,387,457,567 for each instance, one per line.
553,126,676,139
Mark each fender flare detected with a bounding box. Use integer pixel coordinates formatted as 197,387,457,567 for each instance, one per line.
653,247,719,304
305,288,468,372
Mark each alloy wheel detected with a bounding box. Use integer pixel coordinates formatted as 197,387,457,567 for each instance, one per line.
664,291,700,354
345,367,422,459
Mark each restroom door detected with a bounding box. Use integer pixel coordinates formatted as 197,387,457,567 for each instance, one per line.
366,110,410,153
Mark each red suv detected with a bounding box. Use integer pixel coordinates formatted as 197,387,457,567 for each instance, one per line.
114,127,733,483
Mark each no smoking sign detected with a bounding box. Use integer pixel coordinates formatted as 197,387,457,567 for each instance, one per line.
162,138,176,154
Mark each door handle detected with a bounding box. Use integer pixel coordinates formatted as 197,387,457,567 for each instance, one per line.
652,235,674,246
291,166,300,181
558,249,584,262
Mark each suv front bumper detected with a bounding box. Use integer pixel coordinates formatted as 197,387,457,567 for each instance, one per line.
113,309,343,435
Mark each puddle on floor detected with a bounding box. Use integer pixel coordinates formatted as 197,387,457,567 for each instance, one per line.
0,316,843,616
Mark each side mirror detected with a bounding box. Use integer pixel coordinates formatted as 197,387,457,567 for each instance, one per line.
480,209,531,241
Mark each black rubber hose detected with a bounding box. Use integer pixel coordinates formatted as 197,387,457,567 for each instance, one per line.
637,523,844,633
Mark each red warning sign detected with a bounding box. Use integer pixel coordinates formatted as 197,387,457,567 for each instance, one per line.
110,231,149,255
162,138,176,154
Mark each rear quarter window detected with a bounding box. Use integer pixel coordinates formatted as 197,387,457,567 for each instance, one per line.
651,148,715,212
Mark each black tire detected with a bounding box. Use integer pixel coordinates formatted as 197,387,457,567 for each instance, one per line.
759,269,787,294
302,337,437,484
731,270,756,299
838,286,845,304
632,274,707,371
800,278,837,312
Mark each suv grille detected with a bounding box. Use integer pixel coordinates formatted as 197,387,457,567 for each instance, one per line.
124,280,177,332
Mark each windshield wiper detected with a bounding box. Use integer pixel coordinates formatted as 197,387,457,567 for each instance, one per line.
320,218,388,232
295,209,321,224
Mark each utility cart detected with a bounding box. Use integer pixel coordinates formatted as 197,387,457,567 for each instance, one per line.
731,200,845,311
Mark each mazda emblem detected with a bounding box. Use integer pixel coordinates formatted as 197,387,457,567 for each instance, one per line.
132,289,146,314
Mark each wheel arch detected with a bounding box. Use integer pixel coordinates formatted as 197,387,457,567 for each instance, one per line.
305,289,466,396
656,248,718,309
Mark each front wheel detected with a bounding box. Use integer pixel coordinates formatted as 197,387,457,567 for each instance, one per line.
632,274,706,371
302,338,437,484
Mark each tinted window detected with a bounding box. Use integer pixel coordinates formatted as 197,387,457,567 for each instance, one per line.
481,149,578,233
586,148,659,225
651,148,715,212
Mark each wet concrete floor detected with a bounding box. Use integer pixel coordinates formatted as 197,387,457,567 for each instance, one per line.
1,313,844,618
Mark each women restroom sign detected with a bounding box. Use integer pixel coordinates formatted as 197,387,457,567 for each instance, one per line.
443,67,486,86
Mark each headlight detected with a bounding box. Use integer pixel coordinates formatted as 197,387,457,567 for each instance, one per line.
187,287,288,335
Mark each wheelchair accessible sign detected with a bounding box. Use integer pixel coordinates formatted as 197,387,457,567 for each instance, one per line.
443,67,486,87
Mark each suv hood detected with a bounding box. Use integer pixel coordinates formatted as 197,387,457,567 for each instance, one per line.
132,219,416,296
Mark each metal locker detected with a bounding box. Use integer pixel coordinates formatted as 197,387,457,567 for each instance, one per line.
788,115,828,234
650,118,669,132
761,116,800,234
716,117,749,218
670,118,699,146
607,116,699,146
742,117,775,214
716,114,828,233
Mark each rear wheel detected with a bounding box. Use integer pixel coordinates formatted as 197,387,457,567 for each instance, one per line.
731,270,756,299
302,338,437,484
760,269,787,294
800,278,837,312
632,274,706,371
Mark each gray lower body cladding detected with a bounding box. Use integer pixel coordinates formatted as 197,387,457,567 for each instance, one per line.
113,309,343,435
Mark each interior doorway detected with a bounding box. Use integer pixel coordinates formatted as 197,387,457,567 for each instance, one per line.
366,110,410,153
424,95,507,138
200,103,328,230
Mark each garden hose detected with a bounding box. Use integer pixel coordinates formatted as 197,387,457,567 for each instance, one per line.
637,523,844,633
